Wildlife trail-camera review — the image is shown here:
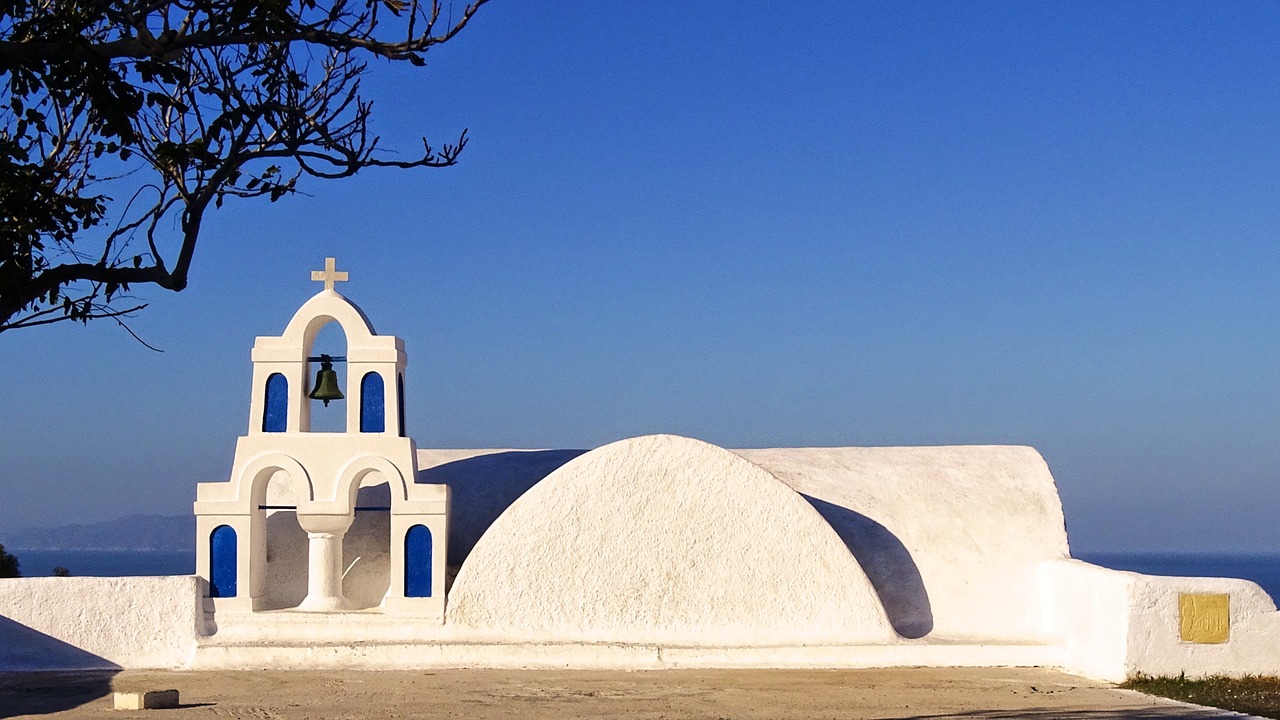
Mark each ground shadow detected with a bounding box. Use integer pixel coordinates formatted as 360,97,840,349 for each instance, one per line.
802,495,934,638
0,616,121,717
0,671,120,718
890,707,1238,719
418,450,586,566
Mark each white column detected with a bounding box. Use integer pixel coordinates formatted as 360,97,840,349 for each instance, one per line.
297,514,354,612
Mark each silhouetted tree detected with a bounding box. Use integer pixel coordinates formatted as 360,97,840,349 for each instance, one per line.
0,542,19,577
0,0,486,333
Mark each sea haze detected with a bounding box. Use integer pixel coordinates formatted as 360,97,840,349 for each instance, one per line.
2,514,193,552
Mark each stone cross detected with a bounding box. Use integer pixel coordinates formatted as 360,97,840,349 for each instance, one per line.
311,257,349,292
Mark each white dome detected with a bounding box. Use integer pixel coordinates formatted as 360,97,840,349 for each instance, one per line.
446,434,894,645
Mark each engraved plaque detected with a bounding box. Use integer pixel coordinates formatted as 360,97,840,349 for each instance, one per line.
1179,593,1230,643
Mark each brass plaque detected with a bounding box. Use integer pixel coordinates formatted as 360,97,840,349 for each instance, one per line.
1179,593,1230,644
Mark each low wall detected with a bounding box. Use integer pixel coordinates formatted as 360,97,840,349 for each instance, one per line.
1042,559,1280,681
3,561,1279,681
0,576,203,670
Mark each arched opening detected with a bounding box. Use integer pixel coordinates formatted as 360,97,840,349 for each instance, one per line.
262,373,288,432
209,525,237,598
405,525,432,598
306,321,348,432
397,373,406,437
261,470,308,609
342,480,392,608
359,372,385,433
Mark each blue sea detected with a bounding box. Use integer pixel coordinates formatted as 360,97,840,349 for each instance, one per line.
10,549,194,578
1075,552,1280,601
8,549,1280,600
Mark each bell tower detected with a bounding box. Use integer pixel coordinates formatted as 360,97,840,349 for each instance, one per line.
194,258,449,618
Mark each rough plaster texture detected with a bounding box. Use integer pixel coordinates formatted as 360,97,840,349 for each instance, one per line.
262,510,309,610
416,448,584,567
0,577,201,670
735,445,1070,641
445,434,894,645
427,443,1071,642
1042,558,1280,682
342,502,392,610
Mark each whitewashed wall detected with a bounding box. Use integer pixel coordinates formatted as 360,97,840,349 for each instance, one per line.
0,576,203,670
3,437,1279,681
445,435,894,645
1042,558,1280,681
737,445,1070,640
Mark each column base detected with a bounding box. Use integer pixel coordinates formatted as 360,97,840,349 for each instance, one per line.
297,593,353,613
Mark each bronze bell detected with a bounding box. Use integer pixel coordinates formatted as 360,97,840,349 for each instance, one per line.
308,354,344,406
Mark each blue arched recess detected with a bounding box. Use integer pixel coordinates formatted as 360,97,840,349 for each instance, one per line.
360,372,385,433
404,525,432,597
263,373,288,432
210,525,237,598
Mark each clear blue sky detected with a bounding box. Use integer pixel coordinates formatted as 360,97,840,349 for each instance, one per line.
3,1,1280,552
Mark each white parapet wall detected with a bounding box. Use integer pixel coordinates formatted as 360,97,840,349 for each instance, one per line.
0,576,204,670
1042,558,1280,682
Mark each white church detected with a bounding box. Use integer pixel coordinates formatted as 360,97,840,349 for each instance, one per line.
2,258,1279,682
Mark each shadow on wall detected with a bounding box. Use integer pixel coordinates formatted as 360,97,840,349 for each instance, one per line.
418,450,586,566
802,496,934,639
0,617,119,718
344,483,392,609
263,511,308,610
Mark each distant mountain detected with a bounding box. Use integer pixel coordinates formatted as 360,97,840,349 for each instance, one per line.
4,514,194,551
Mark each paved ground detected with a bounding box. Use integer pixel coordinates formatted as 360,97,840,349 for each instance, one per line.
0,667,1254,720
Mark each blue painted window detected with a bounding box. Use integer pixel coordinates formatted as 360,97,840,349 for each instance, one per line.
397,373,406,437
404,525,432,597
263,373,288,432
210,525,237,598
360,372,385,433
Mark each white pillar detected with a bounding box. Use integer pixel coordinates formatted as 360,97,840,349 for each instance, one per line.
297,513,354,612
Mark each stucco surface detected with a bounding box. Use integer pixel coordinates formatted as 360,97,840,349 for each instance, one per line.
0,576,202,670
418,443,1070,642
1042,558,1280,682
262,510,309,609
1125,571,1280,679
341,504,391,609
736,445,1070,640
416,448,584,566
445,434,894,644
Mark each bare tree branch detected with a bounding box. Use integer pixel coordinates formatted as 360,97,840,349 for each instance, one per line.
0,0,488,335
